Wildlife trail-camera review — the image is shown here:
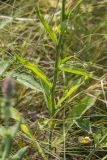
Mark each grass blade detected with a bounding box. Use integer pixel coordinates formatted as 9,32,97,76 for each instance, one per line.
66,0,83,15
101,155,107,160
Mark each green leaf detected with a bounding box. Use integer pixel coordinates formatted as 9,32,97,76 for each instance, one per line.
56,85,80,108
12,72,42,92
35,5,58,45
13,71,53,114
16,55,52,88
60,56,77,64
75,118,92,133
59,64,93,78
2,135,13,160
69,93,99,120
15,55,53,113
12,146,28,160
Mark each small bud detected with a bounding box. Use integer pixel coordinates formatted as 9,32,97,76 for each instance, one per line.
2,77,14,98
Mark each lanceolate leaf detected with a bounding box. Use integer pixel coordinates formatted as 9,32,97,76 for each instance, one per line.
16,55,52,88
60,56,78,64
69,93,99,120
59,64,93,78
12,146,28,160
56,85,80,108
35,5,58,45
15,55,53,113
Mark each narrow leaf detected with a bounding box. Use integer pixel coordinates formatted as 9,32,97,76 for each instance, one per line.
66,0,83,15
35,5,58,45
56,85,80,108
16,55,52,88
60,56,77,64
12,146,28,160
102,155,107,160
69,94,99,120
2,135,13,159
59,64,93,78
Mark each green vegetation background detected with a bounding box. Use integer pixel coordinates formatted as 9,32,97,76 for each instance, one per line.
0,0,107,160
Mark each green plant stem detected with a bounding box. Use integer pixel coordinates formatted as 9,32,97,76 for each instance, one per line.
51,0,66,116
49,0,66,159
49,1,66,159
48,43,61,160
51,47,60,115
